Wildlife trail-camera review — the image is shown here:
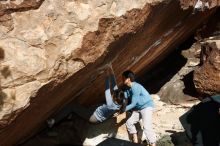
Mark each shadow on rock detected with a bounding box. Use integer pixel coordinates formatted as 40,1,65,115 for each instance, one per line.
156,132,192,146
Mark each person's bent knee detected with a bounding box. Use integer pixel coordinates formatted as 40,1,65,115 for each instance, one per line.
126,118,135,126
125,121,132,129
126,122,137,134
146,132,157,145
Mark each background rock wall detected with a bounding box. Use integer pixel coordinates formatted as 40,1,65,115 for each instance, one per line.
193,10,220,95
0,0,219,146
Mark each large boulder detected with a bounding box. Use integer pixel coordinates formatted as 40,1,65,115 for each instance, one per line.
194,41,220,95
157,42,201,104
193,9,220,96
0,0,218,145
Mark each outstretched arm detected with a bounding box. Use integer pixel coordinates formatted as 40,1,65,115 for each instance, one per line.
105,64,118,106
125,84,140,111
109,64,118,91
125,96,137,111
105,75,114,106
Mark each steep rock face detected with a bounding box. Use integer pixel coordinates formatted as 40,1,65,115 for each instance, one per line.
0,0,152,130
0,0,218,146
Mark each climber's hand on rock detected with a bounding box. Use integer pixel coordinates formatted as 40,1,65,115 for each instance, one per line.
113,112,119,117
106,63,114,75
107,67,112,76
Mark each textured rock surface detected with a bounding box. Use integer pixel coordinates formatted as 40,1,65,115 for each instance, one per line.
193,10,220,95
158,42,201,104
0,0,218,145
156,9,220,99
0,0,154,130
194,40,220,95
180,0,220,9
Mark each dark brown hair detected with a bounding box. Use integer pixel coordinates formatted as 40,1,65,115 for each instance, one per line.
122,70,135,82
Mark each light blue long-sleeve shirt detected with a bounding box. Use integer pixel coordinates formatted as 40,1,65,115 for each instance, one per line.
124,82,154,111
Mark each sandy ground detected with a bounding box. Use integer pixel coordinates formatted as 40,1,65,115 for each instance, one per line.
20,94,199,146
83,94,199,145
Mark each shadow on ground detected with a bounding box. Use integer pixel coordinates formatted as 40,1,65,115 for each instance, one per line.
97,138,143,146
180,97,220,146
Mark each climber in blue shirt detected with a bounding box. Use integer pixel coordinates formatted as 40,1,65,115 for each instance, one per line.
46,66,126,128
122,70,156,146
124,81,154,112
89,67,126,123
